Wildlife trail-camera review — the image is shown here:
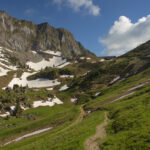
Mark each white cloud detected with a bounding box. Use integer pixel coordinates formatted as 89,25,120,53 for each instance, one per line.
100,15,150,56
24,9,36,17
53,0,100,16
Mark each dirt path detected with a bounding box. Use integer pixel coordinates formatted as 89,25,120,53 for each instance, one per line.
84,112,108,150
73,105,86,124
57,105,86,134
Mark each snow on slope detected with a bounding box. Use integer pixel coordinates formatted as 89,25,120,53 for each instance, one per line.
70,98,77,103
0,47,17,76
0,62,17,70
0,112,10,117
110,76,120,84
0,96,63,118
60,75,74,78
27,56,67,71
8,72,60,88
43,50,61,56
59,84,69,91
57,62,71,68
0,67,9,76
4,127,53,145
33,96,63,108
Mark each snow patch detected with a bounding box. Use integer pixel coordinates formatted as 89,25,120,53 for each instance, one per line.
86,57,91,60
111,92,135,103
70,98,77,103
21,105,29,110
83,71,91,76
4,127,53,146
95,92,101,97
100,59,105,62
8,72,60,88
59,84,69,91
10,106,16,112
33,96,63,108
0,112,10,117
80,57,85,60
60,75,74,78
43,50,61,56
31,51,37,54
0,67,9,77
46,87,53,91
27,57,66,71
57,62,71,68
110,76,120,84
128,83,145,91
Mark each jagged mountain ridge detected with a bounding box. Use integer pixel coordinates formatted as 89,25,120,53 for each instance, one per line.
0,10,94,60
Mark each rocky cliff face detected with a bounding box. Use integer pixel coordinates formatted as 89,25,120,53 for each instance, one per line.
0,10,94,59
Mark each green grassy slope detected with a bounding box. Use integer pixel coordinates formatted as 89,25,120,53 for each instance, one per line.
100,85,150,150
0,40,150,150
1,108,105,150
0,104,79,145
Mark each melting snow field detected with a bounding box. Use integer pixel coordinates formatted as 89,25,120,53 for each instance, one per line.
0,47,17,76
128,83,145,91
0,67,9,77
27,56,66,71
46,87,53,91
100,59,105,62
57,62,71,68
0,62,17,71
4,127,53,146
60,75,74,78
110,76,120,84
0,97,63,118
111,92,135,103
0,112,10,117
59,84,69,91
8,72,60,88
33,96,63,108
43,50,61,56
70,98,77,103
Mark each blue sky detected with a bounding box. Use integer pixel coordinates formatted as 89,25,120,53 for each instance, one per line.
0,0,150,56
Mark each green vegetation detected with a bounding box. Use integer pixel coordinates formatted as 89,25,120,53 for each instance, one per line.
100,85,150,150
0,71,15,89
0,104,79,145
27,67,74,80
1,109,105,150
1,39,150,150
83,66,150,110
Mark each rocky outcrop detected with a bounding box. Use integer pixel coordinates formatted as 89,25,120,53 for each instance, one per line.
0,10,95,59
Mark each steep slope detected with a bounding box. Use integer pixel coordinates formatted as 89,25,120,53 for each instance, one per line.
0,10,150,150
0,10,94,60
67,40,150,96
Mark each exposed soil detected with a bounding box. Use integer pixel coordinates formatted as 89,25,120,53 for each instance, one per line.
84,112,108,150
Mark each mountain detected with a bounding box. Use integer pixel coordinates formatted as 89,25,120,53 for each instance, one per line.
0,10,94,60
66,40,150,96
0,11,150,150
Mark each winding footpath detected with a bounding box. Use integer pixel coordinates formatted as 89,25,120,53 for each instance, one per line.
84,112,108,150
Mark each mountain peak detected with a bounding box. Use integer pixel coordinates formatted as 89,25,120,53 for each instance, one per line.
0,10,8,15
0,10,10,20
0,11,95,59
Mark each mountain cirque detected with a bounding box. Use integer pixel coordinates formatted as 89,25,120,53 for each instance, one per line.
0,10,94,62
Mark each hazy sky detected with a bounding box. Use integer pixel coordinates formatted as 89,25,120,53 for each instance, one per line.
1,0,150,56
